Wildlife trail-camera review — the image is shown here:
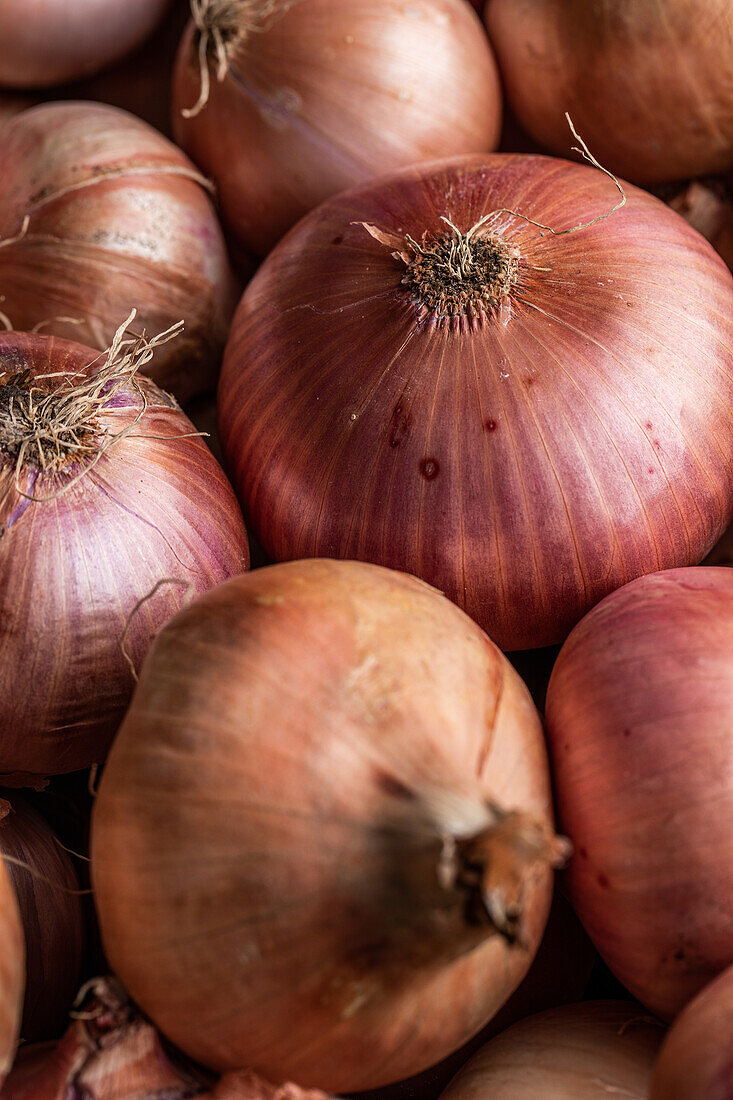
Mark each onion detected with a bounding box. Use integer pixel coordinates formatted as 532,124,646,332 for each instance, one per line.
92,558,568,1091
485,0,733,185
0,101,238,403
0,0,171,89
0,797,83,1040
0,322,249,784
218,153,733,652
438,1001,663,1099
545,567,733,1019
0,857,23,1087
650,965,733,1100
172,0,502,257
662,178,733,273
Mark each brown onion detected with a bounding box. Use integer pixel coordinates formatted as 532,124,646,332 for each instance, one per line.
439,1001,662,1099
0,101,238,402
485,0,733,185
0,797,83,1040
0,325,249,784
0,1,171,89
219,154,733,651
92,559,567,1091
546,567,733,1019
650,965,733,1100
663,178,733,273
172,0,502,256
0,856,23,1087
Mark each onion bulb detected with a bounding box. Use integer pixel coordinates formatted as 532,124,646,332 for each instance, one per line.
0,101,238,403
219,154,733,651
438,1001,662,1099
650,965,733,1100
172,0,502,256
485,0,733,184
0,857,23,1087
0,322,249,784
663,178,733,273
0,797,83,1041
0,0,171,89
92,558,568,1091
546,567,733,1019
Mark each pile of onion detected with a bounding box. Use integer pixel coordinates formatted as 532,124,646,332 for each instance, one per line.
0,102,238,402
438,1001,662,1099
0,322,249,784
0,856,23,1088
0,0,171,88
485,0,733,184
92,559,568,1091
650,964,733,1100
546,567,733,1018
219,153,733,651
0,797,83,1040
172,0,502,256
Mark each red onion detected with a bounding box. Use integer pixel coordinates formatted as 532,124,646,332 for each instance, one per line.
92,559,568,1091
439,1001,663,1099
0,323,249,784
219,153,733,651
0,797,83,1040
546,567,733,1019
0,101,238,403
172,0,502,256
664,178,733,273
651,965,733,1100
485,0,733,184
0,856,23,1087
0,1,172,89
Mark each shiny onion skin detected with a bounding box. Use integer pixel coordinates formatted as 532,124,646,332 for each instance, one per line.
546,568,733,1019
664,178,733,273
219,155,733,651
0,102,238,403
0,330,249,784
438,1001,662,1099
485,0,733,185
650,965,733,1100
92,559,565,1091
0,797,83,1041
0,857,23,1087
0,0,171,89
172,0,502,257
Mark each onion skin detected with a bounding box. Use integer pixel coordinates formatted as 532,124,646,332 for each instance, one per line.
0,797,83,1041
0,857,23,1087
0,331,249,783
665,179,733,273
0,102,238,403
650,965,733,1100
0,0,171,89
92,558,562,1091
219,154,733,652
438,1001,662,1099
485,0,733,185
546,567,733,1019
172,0,502,257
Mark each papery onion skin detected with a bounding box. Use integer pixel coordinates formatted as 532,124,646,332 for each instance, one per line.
218,154,733,652
0,797,83,1041
0,330,249,783
172,0,502,257
0,857,24,1087
485,0,733,185
0,102,238,403
650,965,733,1100
546,567,733,1019
0,0,171,89
438,1001,662,1099
664,179,733,273
92,558,561,1091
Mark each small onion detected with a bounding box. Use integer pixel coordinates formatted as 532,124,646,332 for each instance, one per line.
172,0,502,256
663,178,733,273
546,567,733,1019
485,0,733,184
0,101,238,402
0,325,249,784
0,856,23,1087
650,965,733,1100
0,796,83,1041
0,0,171,89
438,1001,662,1099
219,154,733,651
92,559,567,1091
